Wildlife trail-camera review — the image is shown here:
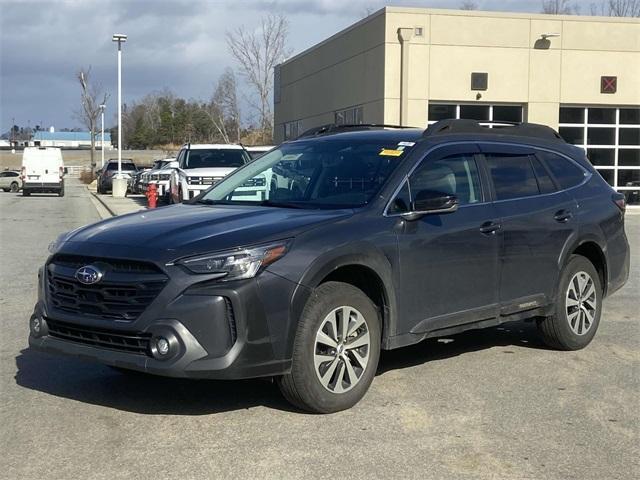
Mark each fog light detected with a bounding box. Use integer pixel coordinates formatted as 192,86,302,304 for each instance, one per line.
156,337,170,356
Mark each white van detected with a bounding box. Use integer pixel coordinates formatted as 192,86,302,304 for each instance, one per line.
21,147,66,197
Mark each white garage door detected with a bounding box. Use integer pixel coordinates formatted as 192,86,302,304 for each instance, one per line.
559,106,640,206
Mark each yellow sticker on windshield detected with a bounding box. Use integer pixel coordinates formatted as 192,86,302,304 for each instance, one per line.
379,148,404,157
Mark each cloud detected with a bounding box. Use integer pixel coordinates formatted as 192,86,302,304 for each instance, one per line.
1,0,585,131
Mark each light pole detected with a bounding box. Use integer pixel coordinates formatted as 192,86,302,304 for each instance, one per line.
112,33,127,197
99,104,105,168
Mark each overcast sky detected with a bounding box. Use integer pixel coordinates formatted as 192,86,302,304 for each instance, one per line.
1,0,594,133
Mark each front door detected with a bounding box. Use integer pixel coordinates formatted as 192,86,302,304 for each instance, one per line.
394,144,501,334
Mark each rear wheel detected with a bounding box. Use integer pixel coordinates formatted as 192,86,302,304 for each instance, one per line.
278,282,381,413
10,182,19,193
538,255,602,350
22,189,30,197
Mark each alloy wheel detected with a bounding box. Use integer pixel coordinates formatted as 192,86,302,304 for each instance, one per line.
313,306,370,393
566,271,597,336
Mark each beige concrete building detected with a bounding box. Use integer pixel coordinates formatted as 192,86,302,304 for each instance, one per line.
274,7,640,202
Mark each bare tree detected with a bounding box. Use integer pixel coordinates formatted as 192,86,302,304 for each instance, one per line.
74,67,109,170
206,69,241,144
226,14,289,144
541,0,579,14
460,1,479,10
592,0,640,15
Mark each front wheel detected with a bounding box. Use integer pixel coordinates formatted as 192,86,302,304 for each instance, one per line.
278,281,381,413
537,255,603,350
10,182,19,193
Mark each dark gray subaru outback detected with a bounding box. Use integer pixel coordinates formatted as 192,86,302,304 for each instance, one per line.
30,120,630,413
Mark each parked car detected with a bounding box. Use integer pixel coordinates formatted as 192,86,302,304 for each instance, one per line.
130,168,151,194
0,169,22,192
245,145,274,160
29,120,630,413
168,144,250,203
97,159,137,194
143,160,178,204
21,147,66,196
140,158,176,201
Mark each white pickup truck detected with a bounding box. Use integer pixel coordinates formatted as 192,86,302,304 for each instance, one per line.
169,144,250,203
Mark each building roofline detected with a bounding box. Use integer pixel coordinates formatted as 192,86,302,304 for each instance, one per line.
279,6,639,68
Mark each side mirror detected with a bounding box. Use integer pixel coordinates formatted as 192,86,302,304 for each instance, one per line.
401,190,458,221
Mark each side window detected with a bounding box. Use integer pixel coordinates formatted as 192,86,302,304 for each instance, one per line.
538,151,586,190
409,153,482,206
485,153,539,200
388,182,411,214
530,156,557,194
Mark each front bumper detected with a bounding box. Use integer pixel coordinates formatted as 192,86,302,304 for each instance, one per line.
29,260,304,379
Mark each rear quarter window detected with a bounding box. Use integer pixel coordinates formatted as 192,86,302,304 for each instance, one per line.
485,153,540,201
538,151,586,190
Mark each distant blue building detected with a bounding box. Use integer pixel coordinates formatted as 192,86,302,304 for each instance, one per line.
32,131,112,149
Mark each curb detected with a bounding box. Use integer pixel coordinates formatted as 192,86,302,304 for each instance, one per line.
86,185,116,218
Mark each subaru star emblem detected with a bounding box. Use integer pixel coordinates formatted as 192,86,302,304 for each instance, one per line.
75,265,104,285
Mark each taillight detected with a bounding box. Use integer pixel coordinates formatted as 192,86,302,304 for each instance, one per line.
612,192,626,213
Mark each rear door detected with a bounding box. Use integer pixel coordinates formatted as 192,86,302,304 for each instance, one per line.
479,144,578,312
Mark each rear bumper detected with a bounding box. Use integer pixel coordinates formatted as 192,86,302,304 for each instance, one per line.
23,182,62,192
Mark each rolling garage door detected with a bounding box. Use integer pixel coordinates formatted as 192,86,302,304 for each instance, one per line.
559,106,640,206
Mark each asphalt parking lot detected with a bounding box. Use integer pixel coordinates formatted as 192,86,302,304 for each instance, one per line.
0,179,638,479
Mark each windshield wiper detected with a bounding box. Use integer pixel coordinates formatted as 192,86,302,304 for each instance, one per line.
259,200,306,209
191,199,232,205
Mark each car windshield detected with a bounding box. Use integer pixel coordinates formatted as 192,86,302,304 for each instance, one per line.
183,149,248,169
198,136,417,208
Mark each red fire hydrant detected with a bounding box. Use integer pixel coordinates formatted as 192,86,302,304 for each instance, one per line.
146,183,158,209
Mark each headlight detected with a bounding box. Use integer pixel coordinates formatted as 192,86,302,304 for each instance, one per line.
175,240,291,279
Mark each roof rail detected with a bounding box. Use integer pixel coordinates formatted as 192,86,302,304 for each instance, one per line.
423,119,564,142
296,123,415,139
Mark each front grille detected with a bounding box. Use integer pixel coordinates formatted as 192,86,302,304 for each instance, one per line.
188,176,222,186
47,319,151,356
47,255,168,321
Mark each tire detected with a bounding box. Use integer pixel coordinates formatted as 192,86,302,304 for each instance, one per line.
10,182,19,193
2,189,8,192
22,190,30,197
537,255,603,351
58,188,64,197
278,281,381,413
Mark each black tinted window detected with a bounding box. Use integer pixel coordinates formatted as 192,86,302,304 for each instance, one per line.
530,156,556,194
184,149,247,169
539,151,585,190
410,153,482,206
107,162,136,171
486,153,539,200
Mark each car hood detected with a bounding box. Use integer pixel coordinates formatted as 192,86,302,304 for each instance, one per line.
60,204,353,261
183,167,237,177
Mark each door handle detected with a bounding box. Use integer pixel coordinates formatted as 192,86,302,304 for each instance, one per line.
480,221,501,235
554,210,573,223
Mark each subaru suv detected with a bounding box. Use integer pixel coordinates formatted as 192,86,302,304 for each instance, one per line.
29,120,630,413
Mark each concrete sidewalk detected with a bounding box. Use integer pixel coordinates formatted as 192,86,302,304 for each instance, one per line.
86,182,148,218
